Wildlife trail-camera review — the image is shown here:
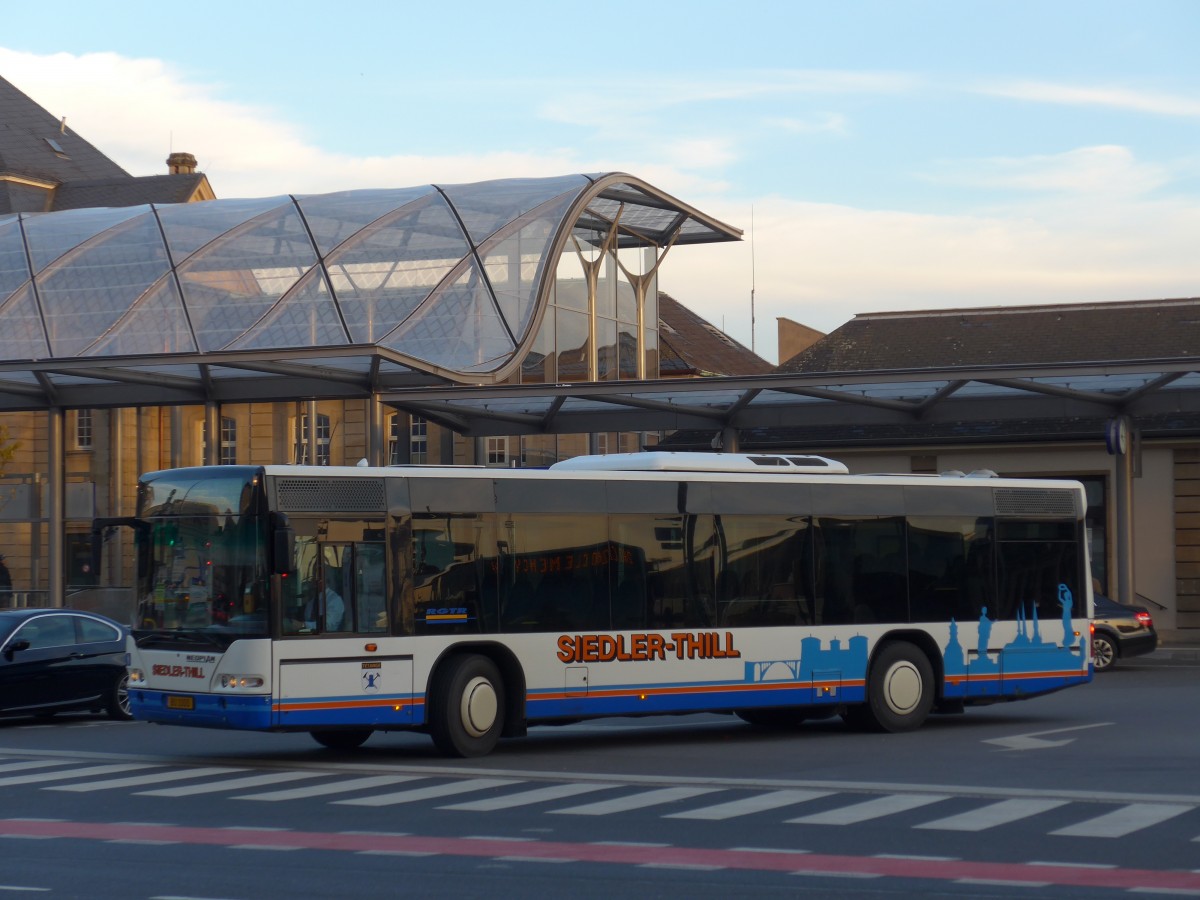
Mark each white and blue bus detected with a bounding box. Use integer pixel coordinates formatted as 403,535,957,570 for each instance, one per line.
104,452,1093,757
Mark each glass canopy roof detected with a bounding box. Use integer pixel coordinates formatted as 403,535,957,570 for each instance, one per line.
0,173,741,411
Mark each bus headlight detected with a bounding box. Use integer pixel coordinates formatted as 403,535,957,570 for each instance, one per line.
128,668,146,685
219,675,265,690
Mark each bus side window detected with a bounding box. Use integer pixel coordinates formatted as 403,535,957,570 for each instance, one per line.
355,543,387,633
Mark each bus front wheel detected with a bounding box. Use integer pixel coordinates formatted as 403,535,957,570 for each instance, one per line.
430,654,505,758
848,641,934,733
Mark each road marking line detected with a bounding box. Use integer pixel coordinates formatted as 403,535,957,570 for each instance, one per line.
550,786,721,816
138,772,325,797
0,760,76,774
441,782,612,811
790,793,946,825
0,764,145,787
48,767,246,792
234,775,420,801
667,789,832,820
985,722,1114,752
917,798,1069,832
334,778,521,807
1051,803,1194,838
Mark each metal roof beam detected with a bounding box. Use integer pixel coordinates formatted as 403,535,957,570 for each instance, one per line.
570,393,728,420
541,395,566,430
34,372,58,406
721,388,762,425
980,378,1122,407
398,400,541,429
773,385,922,414
1119,370,1191,408
43,367,202,391
915,379,970,416
213,360,370,388
385,401,470,434
0,378,48,399
594,188,679,212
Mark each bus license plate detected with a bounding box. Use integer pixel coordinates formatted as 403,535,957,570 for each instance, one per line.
166,695,195,710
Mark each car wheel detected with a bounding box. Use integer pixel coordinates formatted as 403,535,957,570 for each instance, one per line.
849,641,935,733
107,671,133,721
311,729,373,750
1092,633,1118,672
429,654,505,758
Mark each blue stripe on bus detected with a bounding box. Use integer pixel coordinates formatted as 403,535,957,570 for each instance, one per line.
130,667,1092,732
130,690,273,730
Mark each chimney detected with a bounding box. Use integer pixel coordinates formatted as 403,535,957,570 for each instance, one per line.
166,152,198,175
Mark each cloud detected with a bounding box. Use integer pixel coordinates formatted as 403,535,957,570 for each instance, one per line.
979,80,1200,118
922,145,1171,196
535,70,916,130
0,47,739,199
665,189,1200,364
765,113,849,136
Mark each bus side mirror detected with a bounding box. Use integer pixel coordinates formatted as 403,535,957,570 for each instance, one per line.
270,512,294,576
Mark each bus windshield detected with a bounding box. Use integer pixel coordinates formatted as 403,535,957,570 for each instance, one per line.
134,467,269,643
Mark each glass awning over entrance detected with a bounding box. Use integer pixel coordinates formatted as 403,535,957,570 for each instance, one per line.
377,361,1200,442
0,173,741,411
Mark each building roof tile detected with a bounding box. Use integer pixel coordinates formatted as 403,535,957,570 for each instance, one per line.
777,298,1200,373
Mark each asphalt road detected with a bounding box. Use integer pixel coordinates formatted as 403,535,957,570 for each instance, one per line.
0,659,1197,899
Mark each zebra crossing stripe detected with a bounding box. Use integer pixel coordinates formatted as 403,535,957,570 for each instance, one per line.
549,786,722,816
0,759,76,774
441,782,613,811
667,789,834,820
138,771,326,797
235,775,422,802
790,793,948,825
48,767,247,792
334,778,522,807
1050,803,1194,838
916,798,1070,832
0,764,145,787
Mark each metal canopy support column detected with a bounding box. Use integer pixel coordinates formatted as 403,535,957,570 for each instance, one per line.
369,396,385,466
307,400,318,465
1115,438,1136,606
204,402,219,466
48,406,64,607
170,407,183,468
110,408,124,585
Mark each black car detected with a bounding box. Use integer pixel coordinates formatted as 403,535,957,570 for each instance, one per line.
1091,594,1158,672
0,608,132,720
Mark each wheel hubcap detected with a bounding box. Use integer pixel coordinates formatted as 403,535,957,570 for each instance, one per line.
460,676,498,737
117,674,131,717
882,661,922,716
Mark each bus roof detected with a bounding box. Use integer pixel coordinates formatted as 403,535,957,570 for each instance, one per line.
549,452,849,475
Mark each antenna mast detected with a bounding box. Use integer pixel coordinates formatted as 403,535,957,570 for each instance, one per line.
750,204,756,354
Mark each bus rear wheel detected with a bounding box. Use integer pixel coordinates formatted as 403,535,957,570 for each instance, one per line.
311,729,373,750
430,654,505,758
848,641,934,733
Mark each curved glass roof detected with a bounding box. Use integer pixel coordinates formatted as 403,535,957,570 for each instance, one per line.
0,173,740,410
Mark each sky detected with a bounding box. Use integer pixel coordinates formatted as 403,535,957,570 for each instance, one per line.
2,1,1198,364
